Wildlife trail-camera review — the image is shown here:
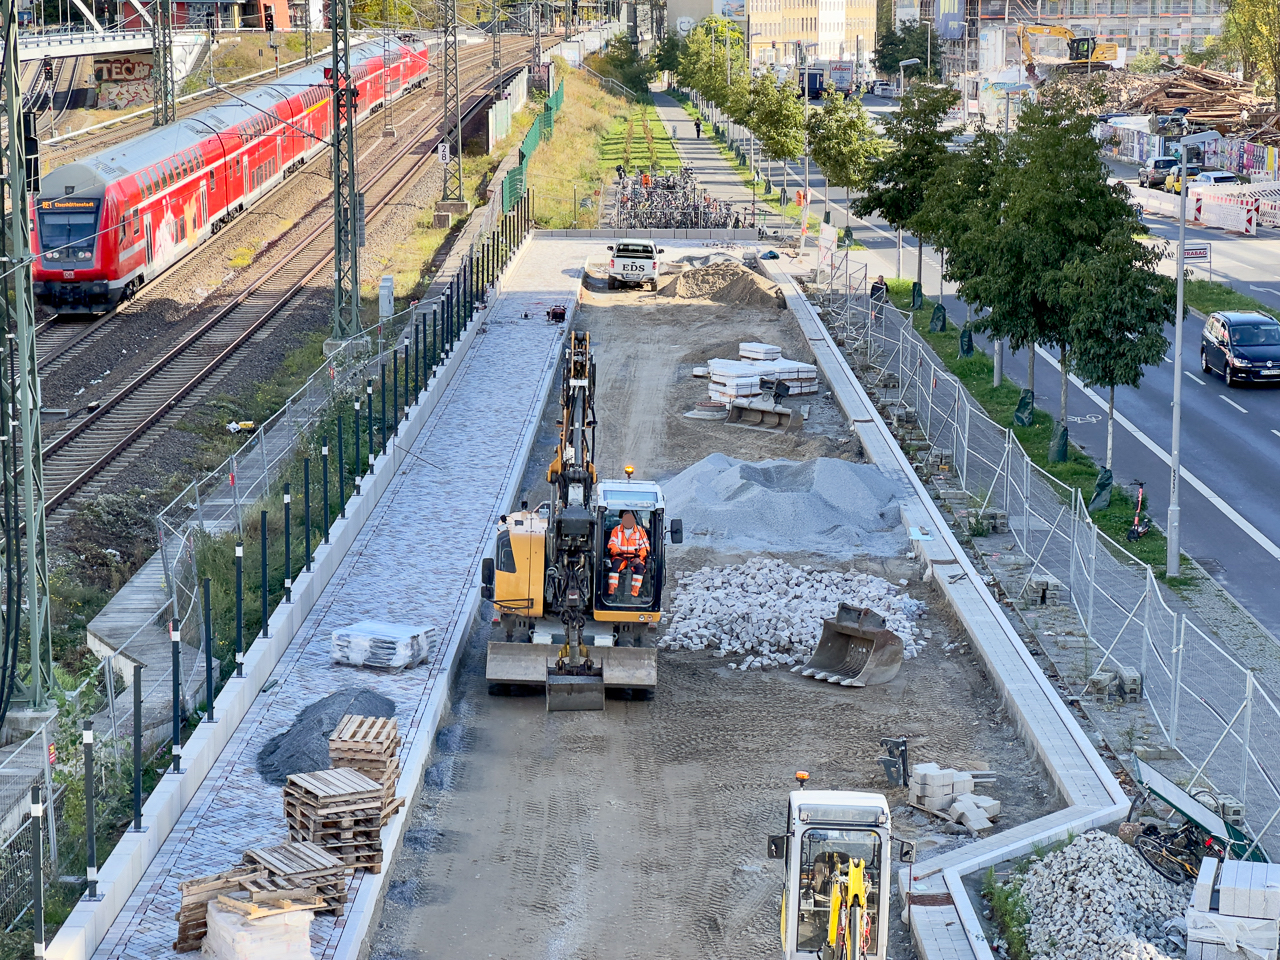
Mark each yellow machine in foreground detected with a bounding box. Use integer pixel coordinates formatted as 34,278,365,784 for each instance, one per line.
768,777,915,960
481,331,683,711
1017,23,1119,75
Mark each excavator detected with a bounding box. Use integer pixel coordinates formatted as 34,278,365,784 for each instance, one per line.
768,773,916,959
1016,24,1120,77
480,330,683,712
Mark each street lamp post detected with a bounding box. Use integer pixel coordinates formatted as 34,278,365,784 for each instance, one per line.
1167,130,1219,577
896,58,921,272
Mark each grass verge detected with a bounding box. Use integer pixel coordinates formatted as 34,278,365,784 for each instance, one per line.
599,104,682,177
983,868,1032,960
885,278,1173,573
1184,279,1276,318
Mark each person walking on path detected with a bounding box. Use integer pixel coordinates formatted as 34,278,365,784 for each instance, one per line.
694,118,702,139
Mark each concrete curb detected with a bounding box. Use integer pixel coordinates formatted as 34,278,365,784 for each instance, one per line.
765,263,1129,960
47,235,538,960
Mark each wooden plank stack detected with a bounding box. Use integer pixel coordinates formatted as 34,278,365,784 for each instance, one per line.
328,714,404,825
173,866,265,953
1120,64,1266,129
283,768,384,874
241,840,350,916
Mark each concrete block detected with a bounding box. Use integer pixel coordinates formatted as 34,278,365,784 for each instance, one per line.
916,766,954,787
919,780,957,799
1195,858,1219,914
955,793,1001,820
1220,861,1280,920
951,774,975,795
961,813,993,832
912,764,942,781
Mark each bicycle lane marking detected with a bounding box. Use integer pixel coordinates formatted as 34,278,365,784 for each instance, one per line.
1034,344,1280,563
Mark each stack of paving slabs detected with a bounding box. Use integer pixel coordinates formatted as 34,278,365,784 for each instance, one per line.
242,840,349,915
283,768,385,873
1188,858,1280,960
201,896,322,960
906,762,1001,835
330,619,437,672
328,714,405,825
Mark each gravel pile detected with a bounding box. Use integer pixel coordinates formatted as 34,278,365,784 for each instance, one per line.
1014,832,1186,960
658,557,926,669
257,687,396,786
663,454,907,558
660,261,783,307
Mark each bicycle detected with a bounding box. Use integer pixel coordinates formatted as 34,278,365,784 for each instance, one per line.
1134,821,1227,883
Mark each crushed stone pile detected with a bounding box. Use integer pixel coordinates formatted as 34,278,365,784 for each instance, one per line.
256,687,396,786
1013,832,1186,960
660,261,783,307
658,557,926,669
663,454,907,558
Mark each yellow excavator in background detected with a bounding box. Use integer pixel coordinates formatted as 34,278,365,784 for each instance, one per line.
481,330,683,711
1017,24,1120,77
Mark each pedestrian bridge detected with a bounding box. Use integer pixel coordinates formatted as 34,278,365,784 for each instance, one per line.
18,28,156,62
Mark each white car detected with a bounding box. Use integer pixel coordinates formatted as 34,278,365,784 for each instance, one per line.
1192,171,1240,186
606,240,663,291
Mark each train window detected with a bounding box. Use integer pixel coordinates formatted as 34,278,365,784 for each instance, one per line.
133,209,140,236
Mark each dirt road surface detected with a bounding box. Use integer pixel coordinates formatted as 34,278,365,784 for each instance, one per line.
367,267,1060,960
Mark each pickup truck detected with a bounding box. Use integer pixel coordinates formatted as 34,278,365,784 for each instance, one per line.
606,240,664,291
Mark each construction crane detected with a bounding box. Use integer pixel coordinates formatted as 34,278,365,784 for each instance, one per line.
481,331,683,711
768,774,917,960
1016,24,1120,78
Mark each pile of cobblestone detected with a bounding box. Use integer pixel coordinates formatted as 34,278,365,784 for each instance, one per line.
657,557,926,671
1013,832,1186,960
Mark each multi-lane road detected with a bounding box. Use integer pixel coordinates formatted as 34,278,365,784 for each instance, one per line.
751,107,1280,635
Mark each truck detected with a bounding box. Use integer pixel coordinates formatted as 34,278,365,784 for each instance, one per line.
829,62,855,96
605,239,663,291
768,777,915,959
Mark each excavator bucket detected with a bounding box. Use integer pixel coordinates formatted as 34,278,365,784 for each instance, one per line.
792,604,903,687
486,643,657,712
725,398,802,434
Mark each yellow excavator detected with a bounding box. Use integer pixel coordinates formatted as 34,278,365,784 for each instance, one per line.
1017,24,1119,77
480,330,683,711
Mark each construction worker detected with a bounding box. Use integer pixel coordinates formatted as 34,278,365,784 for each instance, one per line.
607,511,650,598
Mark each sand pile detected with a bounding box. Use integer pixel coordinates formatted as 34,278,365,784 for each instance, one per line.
663,454,907,558
661,261,784,307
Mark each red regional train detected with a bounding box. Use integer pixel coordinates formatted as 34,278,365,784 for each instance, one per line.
32,39,430,314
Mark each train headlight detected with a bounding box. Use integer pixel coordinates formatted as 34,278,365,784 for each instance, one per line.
76,250,92,260
45,250,60,260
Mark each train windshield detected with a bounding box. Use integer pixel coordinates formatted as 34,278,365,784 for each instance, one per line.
39,209,99,262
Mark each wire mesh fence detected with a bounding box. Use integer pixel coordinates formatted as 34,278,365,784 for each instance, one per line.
834,293,1280,860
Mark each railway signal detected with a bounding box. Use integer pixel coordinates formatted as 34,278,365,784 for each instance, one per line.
264,7,274,31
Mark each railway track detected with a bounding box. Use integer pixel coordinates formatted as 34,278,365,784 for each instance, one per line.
41,44,535,515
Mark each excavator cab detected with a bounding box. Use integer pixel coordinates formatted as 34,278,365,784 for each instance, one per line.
593,479,676,617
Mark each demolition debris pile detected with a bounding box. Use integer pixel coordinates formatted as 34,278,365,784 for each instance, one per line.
1010,832,1186,960
1121,64,1266,129
662,454,906,558
658,557,926,669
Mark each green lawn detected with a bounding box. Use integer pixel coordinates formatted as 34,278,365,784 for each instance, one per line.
1184,279,1277,318
598,105,682,179
884,279,1174,573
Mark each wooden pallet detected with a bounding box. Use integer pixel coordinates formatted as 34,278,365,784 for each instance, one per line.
173,866,265,952
283,769,384,874
329,715,404,825
285,767,384,805
242,841,349,915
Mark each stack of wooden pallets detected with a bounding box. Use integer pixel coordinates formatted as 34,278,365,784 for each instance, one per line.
328,714,404,824
173,866,265,953
283,768,384,874
241,840,350,916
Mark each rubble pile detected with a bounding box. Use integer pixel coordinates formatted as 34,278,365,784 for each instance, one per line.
658,557,926,670
1013,832,1186,960
1120,64,1266,129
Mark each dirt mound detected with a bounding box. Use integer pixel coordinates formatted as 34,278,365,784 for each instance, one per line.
256,687,396,785
661,261,784,308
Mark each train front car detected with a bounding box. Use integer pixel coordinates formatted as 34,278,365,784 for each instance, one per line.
32,164,116,314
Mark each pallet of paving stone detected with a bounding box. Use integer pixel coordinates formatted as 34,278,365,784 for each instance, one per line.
283,768,384,873
241,841,349,915
173,866,266,952
328,714,403,821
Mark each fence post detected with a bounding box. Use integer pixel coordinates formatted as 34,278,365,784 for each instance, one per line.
304,459,312,572
353,399,361,491
1003,432,1012,516
170,621,182,775
260,510,269,638
1069,494,1079,604
1021,454,1031,559
260,425,270,499
1241,670,1254,808
84,719,98,900
414,320,421,398
381,364,388,451
235,542,244,678
130,665,142,814
403,341,410,421
202,578,215,721
1170,613,1184,750
1140,569,1151,686
1086,521,1098,639
322,439,331,539
32,785,44,960
961,400,971,490
366,379,375,472
40,720,57,871
194,477,205,531
283,485,292,604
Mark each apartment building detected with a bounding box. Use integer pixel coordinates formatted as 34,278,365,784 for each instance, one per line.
669,0,875,72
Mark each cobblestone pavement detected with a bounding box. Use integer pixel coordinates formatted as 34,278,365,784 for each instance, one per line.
90,237,593,960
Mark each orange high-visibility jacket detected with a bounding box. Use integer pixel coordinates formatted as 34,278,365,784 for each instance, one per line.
608,524,650,561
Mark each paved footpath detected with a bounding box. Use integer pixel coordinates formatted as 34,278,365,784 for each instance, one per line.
90,237,593,960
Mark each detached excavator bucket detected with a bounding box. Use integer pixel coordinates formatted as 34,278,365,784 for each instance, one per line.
725,398,802,434
792,603,903,687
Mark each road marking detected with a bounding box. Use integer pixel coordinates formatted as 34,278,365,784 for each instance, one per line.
1249,284,1280,297
1185,372,1206,384
1164,354,1173,363
1220,394,1249,414
1273,430,1280,440
1034,345,1280,562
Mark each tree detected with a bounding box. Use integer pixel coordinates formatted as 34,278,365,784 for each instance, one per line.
1223,0,1280,107
1127,47,1167,74
654,33,683,80
851,82,957,285
806,93,887,210
747,74,807,200
587,38,657,98
873,20,941,80
1062,230,1173,471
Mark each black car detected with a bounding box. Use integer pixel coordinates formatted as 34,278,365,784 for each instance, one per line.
1201,311,1280,387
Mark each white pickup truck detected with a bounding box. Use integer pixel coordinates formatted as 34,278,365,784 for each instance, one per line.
606,240,664,291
